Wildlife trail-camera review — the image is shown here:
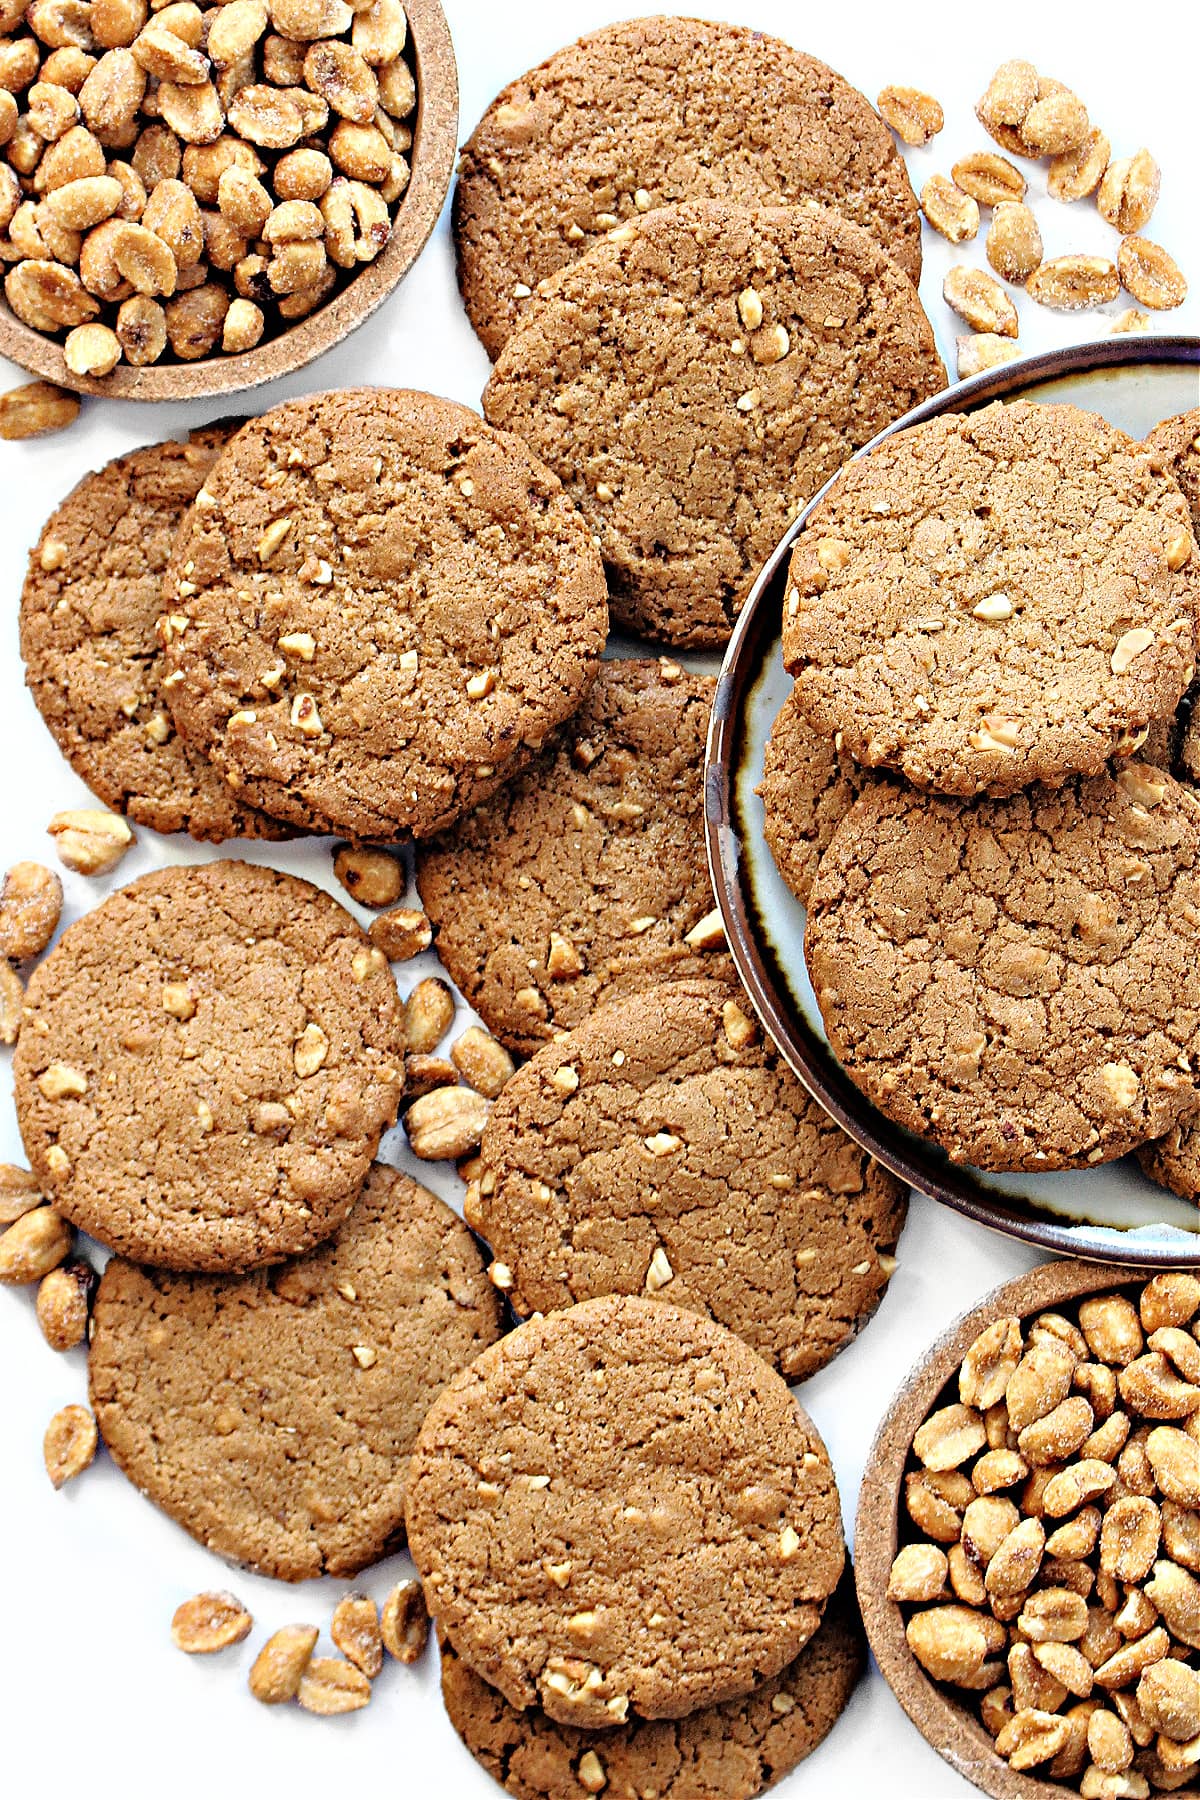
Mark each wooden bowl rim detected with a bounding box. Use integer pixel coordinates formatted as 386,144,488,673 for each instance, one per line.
856,1257,1156,1799
0,0,457,401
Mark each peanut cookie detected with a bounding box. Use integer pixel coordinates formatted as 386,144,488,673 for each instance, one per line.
89,1165,502,1581
784,401,1198,797
162,389,608,841
1137,1124,1200,1204
758,689,872,907
455,16,921,359
417,660,728,1056
476,978,906,1380
806,769,1200,1173
1147,408,1200,784
483,201,944,647
405,1295,844,1729
439,1574,865,1800
19,428,289,844
13,860,404,1271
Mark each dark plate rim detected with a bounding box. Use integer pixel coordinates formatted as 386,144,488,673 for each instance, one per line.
704,333,1200,1270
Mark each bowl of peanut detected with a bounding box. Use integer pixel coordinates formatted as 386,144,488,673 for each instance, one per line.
0,0,456,398
858,1258,1200,1800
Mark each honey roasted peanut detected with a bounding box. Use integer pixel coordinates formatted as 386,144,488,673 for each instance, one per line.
0,0,415,371
892,1280,1200,1796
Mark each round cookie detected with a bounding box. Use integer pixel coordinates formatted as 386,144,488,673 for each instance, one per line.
89,1165,503,1580
14,860,404,1272
1138,1123,1200,1203
416,659,729,1057
161,389,608,841
482,200,945,647
805,768,1200,1173
758,689,872,907
439,1575,865,1800
19,428,289,844
476,978,906,1381
405,1294,844,1729
455,15,921,359
783,400,1199,797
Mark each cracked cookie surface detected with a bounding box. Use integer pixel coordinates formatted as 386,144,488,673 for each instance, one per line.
477,978,906,1380
162,389,608,841
439,1573,865,1800
759,689,872,907
89,1165,502,1581
19,428,289,845
1147,407,1200,785
805,769,1200,1173
405,1294,844,1730
417,660,729,1056
13,860,404,1271
783,400,1199,797
483,201,944,646
455,15,921,359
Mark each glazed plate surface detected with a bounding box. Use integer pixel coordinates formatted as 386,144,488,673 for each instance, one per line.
707,338,1200,1266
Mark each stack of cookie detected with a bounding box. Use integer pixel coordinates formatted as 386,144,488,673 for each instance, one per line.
763,397,1200,1189
456,14,947,648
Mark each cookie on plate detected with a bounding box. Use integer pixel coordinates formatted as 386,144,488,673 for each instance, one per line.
805,768,1200,1173
439,1573,865,1800
417,659,728,1056
161,389,608,841
1147,407,1200,783
405,1294,844,1729
19,428,289,844
783,401,1198,797
483,200,945,647
14,860,404,1272
455,15,921,358
475,978,906,1380
759,689,872,907
89,1165,503,1580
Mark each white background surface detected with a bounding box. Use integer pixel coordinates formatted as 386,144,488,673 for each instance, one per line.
1,3,1198,1795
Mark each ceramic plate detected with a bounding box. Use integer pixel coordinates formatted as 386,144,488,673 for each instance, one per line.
706,337,1200,1267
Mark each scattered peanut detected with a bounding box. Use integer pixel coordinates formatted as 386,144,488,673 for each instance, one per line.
43,1401,97,1487
330,1592,383,1677
47,807,134,874
171,1591,253,1653
249,1624,319,1703
380,1579,429,1664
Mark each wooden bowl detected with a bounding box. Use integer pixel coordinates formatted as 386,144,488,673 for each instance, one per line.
0,0,457,401
856,1257,1145,1799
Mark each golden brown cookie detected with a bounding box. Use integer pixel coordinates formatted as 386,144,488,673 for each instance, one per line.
1147,407,1200,785
758,688,872,907
806,769,1200,1173
483,200,943,647
784,401,1198,797
161,389,608,840
19,428,289,844
416,660,729,1056
13,860,404,1272
89,1165,503,1581
405,1295,844,1729
476,978,906,1380
455,15,921,358
439,1574,865,1800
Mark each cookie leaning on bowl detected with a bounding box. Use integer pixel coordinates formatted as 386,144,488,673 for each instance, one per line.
90,1165,503,1581
417,659,729,1057
160,387,608,841
454,13,922,359
783,400,1198,797
405,1294,845,1730
473,976,907,1381
805,766,1200,1174
483,198,945,647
